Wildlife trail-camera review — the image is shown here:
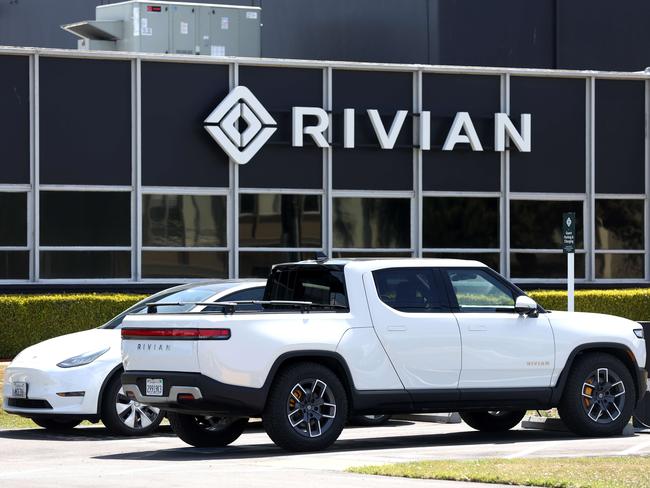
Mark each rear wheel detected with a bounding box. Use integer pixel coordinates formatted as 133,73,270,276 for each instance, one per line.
559,353,635,436
168,412,248,447
101,373,164,436
263,362,348,452
32,418,81,431
349,414,392,427
460,410,526,432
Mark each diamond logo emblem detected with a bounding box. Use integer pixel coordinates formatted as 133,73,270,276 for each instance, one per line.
204,86,277,165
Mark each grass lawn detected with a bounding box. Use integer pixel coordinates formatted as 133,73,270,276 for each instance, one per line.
348,457,650,488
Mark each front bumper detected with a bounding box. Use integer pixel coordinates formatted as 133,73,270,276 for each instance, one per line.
122,371,267,416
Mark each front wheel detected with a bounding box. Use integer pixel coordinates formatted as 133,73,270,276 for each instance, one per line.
558,353,635,436
460,410,526,432
168,413,248,447
263,362,348,452
32,417,81,431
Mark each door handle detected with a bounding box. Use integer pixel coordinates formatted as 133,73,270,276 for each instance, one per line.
387,325,407,332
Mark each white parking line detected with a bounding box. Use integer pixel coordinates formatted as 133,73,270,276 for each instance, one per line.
617,439,650,455
504,441,557,459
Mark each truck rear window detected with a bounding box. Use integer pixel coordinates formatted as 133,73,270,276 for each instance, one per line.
264,265,349,311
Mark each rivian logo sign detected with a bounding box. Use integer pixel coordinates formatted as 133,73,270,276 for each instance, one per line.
204,86,532,165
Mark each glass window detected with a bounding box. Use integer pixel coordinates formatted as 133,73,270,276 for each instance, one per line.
239,252,312,279
333,251,413,258
40,191,130,246
239,194,321,247
510,200,584,249
510,253,586,279
0,193,27,246
203,286,266,312
445,268,515,310
595,200,644,250
142,251,227,279
333,197,410,248
0,251,29,280
373,268,447,313
423,252,500,272
423,197,499,248
40,251,130,279
595,254,644,279
265,265,348,310
143,194,226,247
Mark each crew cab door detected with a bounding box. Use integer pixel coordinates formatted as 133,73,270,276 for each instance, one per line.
443,268,554,388
363,267,461,390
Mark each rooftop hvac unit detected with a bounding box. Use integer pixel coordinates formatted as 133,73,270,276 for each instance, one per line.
62,0,261,57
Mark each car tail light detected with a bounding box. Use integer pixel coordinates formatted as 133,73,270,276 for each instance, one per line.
121,328,230,340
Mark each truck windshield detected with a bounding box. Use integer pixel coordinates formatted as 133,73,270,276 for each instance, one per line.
264,265,349,311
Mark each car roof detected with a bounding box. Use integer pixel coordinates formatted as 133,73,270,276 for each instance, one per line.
272,258,488,271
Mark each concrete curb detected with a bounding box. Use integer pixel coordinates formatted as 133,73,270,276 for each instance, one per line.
522,415,635,436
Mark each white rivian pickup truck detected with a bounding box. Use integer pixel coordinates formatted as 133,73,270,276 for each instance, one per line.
121,258,647,452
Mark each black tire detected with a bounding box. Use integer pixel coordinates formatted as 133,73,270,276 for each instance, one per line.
460,410,526,432
558,353,636,436
168,412,248,447
263,362,348,452
32,417,81,431
349,414,392,427
100,373,164,436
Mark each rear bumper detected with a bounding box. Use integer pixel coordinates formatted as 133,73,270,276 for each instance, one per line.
121,371,267,416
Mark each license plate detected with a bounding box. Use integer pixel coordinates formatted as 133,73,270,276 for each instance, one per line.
145,378,164,397
12,381,27,399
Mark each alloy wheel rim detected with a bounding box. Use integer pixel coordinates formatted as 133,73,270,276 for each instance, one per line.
286,378,337,438
581,367,626,424
116,386,161,430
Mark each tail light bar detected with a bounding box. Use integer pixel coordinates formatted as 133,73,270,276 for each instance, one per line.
121,328,230,340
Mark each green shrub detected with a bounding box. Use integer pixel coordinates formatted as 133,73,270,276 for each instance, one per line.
0,294,146,359
529,289,650,322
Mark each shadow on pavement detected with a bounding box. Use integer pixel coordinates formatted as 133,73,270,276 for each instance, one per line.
0,424,176,441
93,428,578,462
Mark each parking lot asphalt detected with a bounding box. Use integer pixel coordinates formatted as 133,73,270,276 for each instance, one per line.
1,420,650,488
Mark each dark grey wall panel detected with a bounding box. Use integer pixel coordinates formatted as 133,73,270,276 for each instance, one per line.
238,66,323,189
510,77,585,193
0,55,30,184
141,61,230,187
558,0,650,71
259,0,429,64
422,74,501,191
332,70,413,191
436,0,555,69
39,57,131,185
595,80,645,194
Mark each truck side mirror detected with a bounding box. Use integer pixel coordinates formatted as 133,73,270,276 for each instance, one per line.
515,295,538,317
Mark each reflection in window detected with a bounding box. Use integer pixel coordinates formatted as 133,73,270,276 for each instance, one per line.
239,194,321,247
595,254,644,279
143,194,226,247
40,251,130,279
239,251,311,278
333,251,413,258
510,200,583,249
333,197,410,248
40,191,131,246
0,251,29,279
0,193,27,246
510,253,585,279
373,268,447,312
423,252,500,272
595,200,644,250
446,269,514,308
142,251,227,278
423,197,499,248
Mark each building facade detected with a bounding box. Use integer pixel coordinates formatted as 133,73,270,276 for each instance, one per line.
0,47,648,288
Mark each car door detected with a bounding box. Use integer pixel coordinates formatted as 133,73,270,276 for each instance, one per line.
363,267,462,391
443,268,554,389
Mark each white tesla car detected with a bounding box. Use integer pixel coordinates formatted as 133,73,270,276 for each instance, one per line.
2,280,265,436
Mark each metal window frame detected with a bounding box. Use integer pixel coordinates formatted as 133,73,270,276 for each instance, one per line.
0,46,648,285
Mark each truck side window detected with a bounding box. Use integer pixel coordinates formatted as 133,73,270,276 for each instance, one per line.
265,266,349,311
445,269,515,311
373,268,447,313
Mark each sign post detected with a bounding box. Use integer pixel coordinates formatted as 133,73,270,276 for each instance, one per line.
562,212,576,312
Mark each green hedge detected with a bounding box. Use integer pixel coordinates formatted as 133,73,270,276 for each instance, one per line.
0,289,648,360
529,289,650,322
0,294,146,359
